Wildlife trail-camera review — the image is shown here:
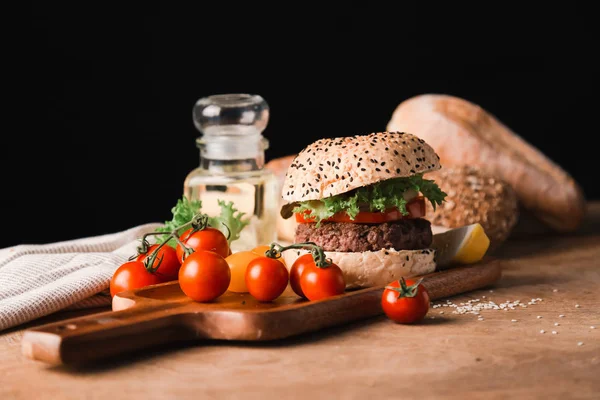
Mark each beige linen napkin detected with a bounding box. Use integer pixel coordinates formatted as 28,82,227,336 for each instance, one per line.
0,223,162,332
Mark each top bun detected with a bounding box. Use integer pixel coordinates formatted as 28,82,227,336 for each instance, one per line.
281,132,441,204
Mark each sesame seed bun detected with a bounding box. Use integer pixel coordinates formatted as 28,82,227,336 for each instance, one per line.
424,165,519,250
281,132,441,204
281,247,436,289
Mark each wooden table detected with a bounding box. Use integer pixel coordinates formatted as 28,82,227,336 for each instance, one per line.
2,204,599,399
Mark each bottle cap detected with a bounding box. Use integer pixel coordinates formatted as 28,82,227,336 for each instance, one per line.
193,93,269,136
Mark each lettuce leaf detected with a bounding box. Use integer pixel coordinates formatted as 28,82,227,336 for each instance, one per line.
154,197,203,247
154,196,249,247
208,200,250,244
292,174,446,226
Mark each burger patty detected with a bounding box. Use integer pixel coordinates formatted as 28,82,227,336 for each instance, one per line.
295,218,433,253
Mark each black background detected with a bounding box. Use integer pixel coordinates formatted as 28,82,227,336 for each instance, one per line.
3,5,595,248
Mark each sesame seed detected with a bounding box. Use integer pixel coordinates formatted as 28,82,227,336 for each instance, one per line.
489,290,494,293
552,331,558,334
511,319,517,322
591,326,596,329
575,304,581,308
577,342,584,346
553,289,558,292
559,314,565,318
540,330,545,334
439,311,444,314
554,323,560,326
537,316,542,319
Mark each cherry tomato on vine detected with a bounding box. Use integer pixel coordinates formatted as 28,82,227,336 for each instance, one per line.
381,278,430,324
110,261,163,297
176,227,229,262
289,253,315,298
136,244,181,282
245,256,289,302
300,261,345,301
178,250,231,302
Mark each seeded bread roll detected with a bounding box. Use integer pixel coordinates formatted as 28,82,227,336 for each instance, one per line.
424,165,519,250
281,132,441,205
386,94,586,232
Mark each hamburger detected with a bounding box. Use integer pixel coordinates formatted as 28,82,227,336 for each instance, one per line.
279,131,447,289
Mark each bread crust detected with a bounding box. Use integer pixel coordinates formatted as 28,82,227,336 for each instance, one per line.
386,94,586,232
282,247,436,289
424,165,519,249
266,155,298,242
281,132,441,204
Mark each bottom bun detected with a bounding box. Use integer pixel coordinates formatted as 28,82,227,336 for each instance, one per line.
282,247,436,289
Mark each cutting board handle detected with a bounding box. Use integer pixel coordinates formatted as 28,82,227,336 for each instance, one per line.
21,303,191,365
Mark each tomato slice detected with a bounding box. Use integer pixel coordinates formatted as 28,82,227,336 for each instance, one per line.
296,196,426,224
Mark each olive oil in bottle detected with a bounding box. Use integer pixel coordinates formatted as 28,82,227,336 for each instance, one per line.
184,94,279,252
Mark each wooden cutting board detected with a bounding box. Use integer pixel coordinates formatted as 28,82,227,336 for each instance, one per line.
21,259,502,366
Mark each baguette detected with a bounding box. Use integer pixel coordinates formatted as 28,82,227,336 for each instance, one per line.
386,94,586,232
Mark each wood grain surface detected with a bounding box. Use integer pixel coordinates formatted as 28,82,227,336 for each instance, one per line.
20,260,501,366
1,202,599,400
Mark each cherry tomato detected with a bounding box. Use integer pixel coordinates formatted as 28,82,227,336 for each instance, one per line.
289,254,315,298
251,245,271,257
176,227,229,262
179,250,231,302
296,196,425,224
300,262,345,301
381,278,430,324
136,244,181,282
225,251,260,293
110,261,163,297
251,245,286,267
245,257,289,302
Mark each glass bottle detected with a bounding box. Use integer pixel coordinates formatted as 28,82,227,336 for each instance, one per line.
184,94,279,252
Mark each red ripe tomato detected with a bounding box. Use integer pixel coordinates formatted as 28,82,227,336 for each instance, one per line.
381,278,430,324
289,254,315,298
176,227,229,262
245,257,289,302
110,260,163,297
300,262,345,301
178,250,231,302
136,244,181,282
296,196,425,224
